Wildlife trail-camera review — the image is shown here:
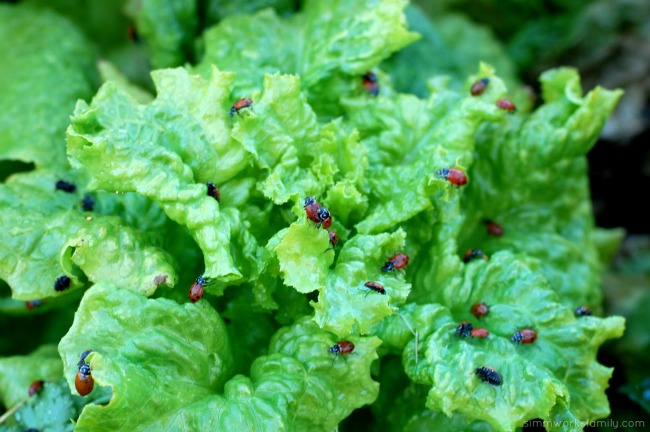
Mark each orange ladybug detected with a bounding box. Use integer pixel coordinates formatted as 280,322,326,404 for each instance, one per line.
470,78,489,96
470,302,489,319
75,350,94,396
188,275,209,303
511,329,537,345
28,380,44,397
230,97,253,117
382,253,409,272
483,219,504,236
363,281,386,295
329,340,355,363
496,98,516,112
470,328,490,338
436,168,468,187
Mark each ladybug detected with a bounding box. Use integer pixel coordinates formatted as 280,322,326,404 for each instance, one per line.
304,197,322,225
475,366,501,386
317,207,332,229
25,299,44,310
230,97,253,117
496,98,516,112
455,321,474,337
28,380,44,397
364,281,386,295
470,302,489,319
188,275,209,303
464,249,488,263
436,168,468,187
55,180,76,193
470,328,490,338
382,252,409,272
329,340,355,363
75,350,94,396
574,306,592,317
470,78,489,96
362,71,379,96
511,329,537,345
75,365,94,396
325,230,339,252
483,219,503,237
206,181,220,202
54,275,71,292
127,24,140,43
81,195,95,211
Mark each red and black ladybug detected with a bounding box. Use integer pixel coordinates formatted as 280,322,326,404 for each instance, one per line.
329,340,355,364
483,219,504,237
230,97,253,117
496,99,516,112
382,253,409,272
470,78,489,96
470,302,489,319
362,72,379,96
363,281,386,296
188,275,210,303
75,350,94,396
436,168,468,187
511,329,537,345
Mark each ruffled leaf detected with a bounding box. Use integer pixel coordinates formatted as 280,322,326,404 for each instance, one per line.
59,285,379,431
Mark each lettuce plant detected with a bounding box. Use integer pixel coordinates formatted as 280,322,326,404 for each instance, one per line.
0,1,626,431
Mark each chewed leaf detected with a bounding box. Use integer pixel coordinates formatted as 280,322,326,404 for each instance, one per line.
59,286,378,431
58,283,234,429
270,222,333,294
313,229,411,337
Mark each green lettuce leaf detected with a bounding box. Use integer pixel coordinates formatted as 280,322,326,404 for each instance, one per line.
460,67,623,305
58,283,233,430
67,67,250,287
197,0,418,114
0,3,96,168
67,68,366,293
59,284,379,430
0,171,177,300
269,219,410,336
340,68,502,238
381,252,625,431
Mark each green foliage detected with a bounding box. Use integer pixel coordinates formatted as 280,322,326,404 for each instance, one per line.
0,1,630,431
